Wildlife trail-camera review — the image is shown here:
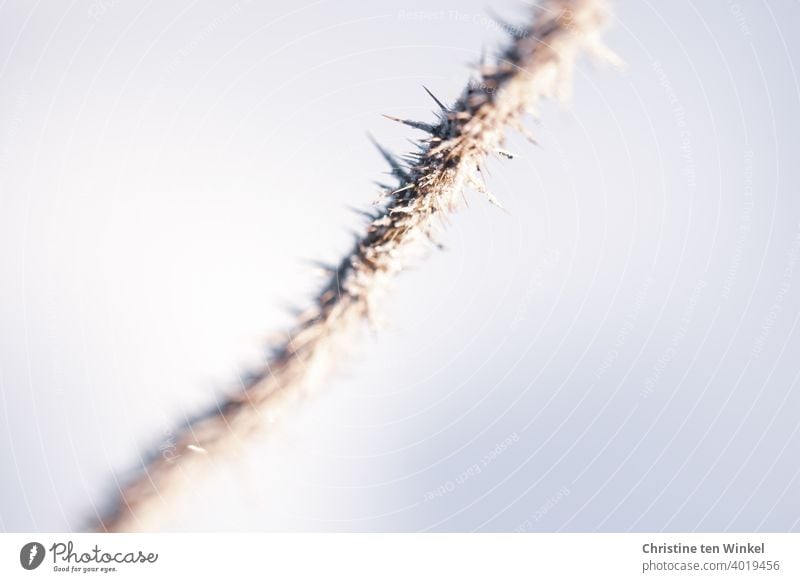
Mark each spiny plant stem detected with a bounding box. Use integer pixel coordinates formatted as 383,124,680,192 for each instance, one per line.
98,0,617,532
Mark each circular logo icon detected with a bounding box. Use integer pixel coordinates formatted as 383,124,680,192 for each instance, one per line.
20,542,45,570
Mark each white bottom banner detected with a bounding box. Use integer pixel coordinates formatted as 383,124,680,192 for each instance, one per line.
1,533,797,581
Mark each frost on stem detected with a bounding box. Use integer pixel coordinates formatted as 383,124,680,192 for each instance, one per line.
97,0,618,532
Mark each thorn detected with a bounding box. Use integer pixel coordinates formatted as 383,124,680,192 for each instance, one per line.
472,164,509,213
486,191,508,212
382,114,437,133
347,205,376,221
301,258,336,274
422,225,447,250
518,124,538,145
496,148,516,159
486,10,521,38
367,133,411,182
391,183,415,195
407,138,426,151
422,85,448,111
373,180,395,194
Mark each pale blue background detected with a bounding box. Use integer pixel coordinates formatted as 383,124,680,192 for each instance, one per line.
0,0,798,531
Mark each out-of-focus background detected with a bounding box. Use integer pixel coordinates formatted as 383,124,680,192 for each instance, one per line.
1,0,799,532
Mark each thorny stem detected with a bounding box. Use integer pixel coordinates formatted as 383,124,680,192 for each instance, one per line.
97,0,618,532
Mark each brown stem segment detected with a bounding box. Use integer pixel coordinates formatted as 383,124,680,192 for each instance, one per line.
96,0,617,532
